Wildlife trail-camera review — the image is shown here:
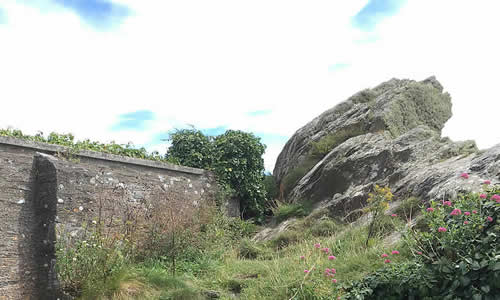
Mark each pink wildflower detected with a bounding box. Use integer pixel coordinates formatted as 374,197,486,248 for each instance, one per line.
464,221,469,225
314,243,321,249
300,255,305,260
472,210,478,214
391,214,397,217
330,268,336,274
460,172,469,179
464,211,471,216
391,250,400,255
450,208,462,216
332,279,337,283
304,270,310,273
480,194,487,199
328,255,336,260
384,259,391,264
325,268,330,273
484,180,491,185
491,194,500,202
381,253,389,258
443,201,452,206
416,251,423,255
322,248,330,253
426,207,435,212
438,227,447,232
487,216,493,222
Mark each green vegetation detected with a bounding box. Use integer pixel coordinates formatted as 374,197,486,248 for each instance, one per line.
310,126,365,159
167,129,268,220
364,185,394,246
272,200,314,223
384,82,452,137
0,128,165,161
392,196,422,221
56,179,499,299
165,128,214,169
346,184,500,299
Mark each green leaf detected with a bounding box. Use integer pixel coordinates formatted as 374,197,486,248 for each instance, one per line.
473,294,482,300
460,276,471,287
490,262,500,271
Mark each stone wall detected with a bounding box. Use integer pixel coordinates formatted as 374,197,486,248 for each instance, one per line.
0,136,218,299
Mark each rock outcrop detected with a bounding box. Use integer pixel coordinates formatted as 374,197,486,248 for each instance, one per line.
274,76,499,219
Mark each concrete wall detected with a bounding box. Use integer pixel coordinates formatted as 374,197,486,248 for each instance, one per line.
0,136,218,299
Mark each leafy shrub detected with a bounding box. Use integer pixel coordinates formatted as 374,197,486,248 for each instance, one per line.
165,128,214,169
273,200,313,223
346,180,500,299
166,129,268,221
263,173,279,201
345,261,436,299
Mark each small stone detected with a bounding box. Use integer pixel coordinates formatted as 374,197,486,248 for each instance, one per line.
17,199,25,204
58,184,64,190
90,178,96,184
206,183,211,188
189,183,193,188
44,204,48,208
79,206,84,211
43,263,48,268
57,198,64,204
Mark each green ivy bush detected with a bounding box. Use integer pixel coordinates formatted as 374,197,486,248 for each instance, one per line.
166,129,268,221
0,128,165,162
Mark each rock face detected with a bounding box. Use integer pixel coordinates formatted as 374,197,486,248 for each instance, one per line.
274,77,499,218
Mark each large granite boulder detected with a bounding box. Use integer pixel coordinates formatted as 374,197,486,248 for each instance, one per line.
274,76,499,219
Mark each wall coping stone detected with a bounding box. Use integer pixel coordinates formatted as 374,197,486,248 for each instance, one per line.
0,135,205,175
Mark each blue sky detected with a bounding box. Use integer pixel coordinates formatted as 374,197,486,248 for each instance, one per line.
0,7,6,24
53,0,130,29
352,0,406,31
112,110,154,131
1,0,500,172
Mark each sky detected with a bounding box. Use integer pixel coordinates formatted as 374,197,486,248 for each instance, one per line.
1,0,499,172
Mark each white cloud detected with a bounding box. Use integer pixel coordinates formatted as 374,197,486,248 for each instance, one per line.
0,0,499,173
